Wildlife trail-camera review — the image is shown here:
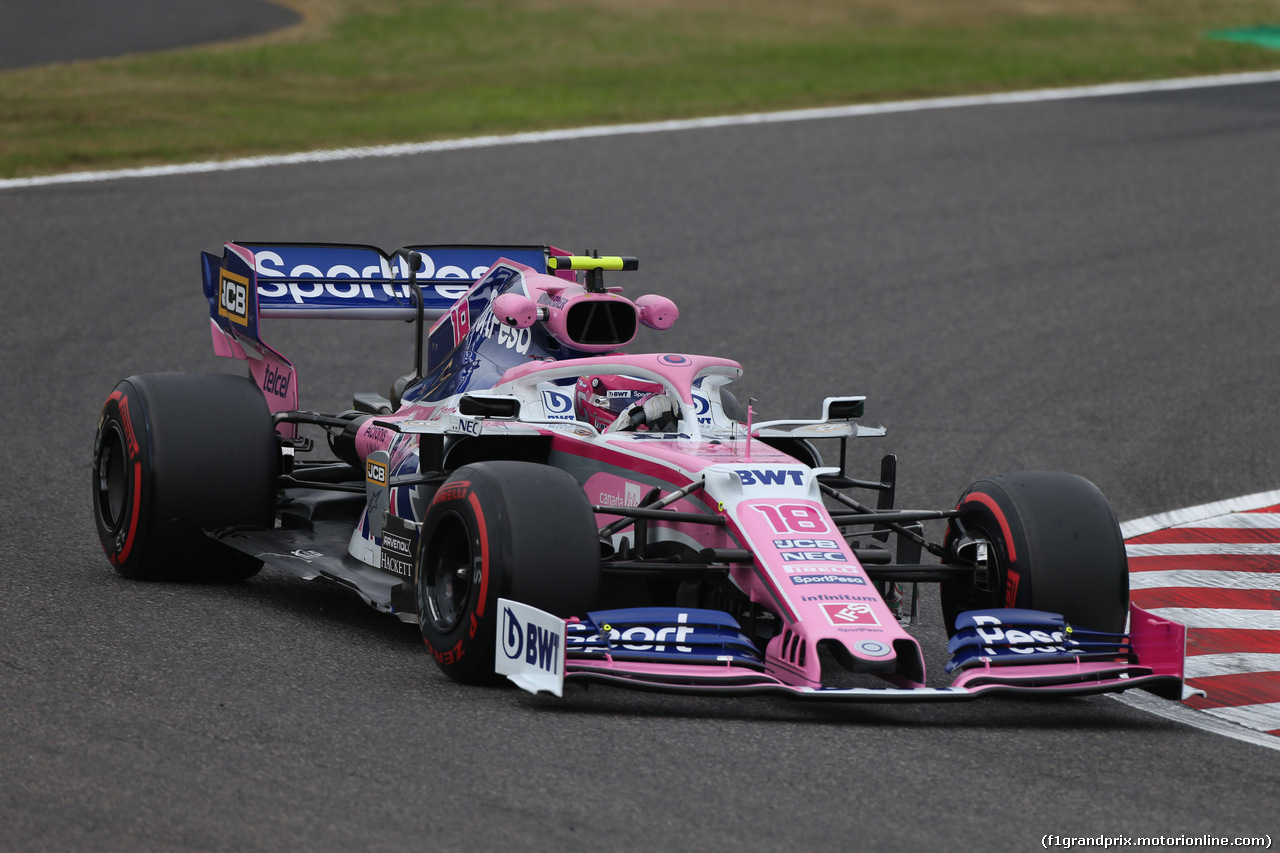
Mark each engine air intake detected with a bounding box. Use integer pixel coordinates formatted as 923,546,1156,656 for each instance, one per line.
565,299,638,347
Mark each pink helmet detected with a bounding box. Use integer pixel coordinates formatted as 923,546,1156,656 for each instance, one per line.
574,375,665,432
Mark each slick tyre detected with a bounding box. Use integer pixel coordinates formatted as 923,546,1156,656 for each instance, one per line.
940,471,1128,636
416,461,600,684
93,373,277,582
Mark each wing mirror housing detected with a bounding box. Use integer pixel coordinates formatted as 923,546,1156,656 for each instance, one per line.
636,294,678,330
493,292,538,329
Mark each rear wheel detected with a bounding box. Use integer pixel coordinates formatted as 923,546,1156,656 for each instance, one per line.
92,373,277,582
416,461,600,683
940,471,1128,635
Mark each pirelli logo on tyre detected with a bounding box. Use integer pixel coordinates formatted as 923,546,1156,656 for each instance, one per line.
219,269,251,327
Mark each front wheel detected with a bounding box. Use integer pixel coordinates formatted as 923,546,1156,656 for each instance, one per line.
416,461,600,683
940,471,1128,635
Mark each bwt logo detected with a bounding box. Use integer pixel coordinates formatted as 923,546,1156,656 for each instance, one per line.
219,272,250,326
693,394,711,425
541,390,574,420
736,469,805,486
502,606,560,674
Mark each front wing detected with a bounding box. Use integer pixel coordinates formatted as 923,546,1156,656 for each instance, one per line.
495,600,1188,703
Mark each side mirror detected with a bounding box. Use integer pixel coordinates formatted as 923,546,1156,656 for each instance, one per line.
636,294,678,330
823,397,865,420
493,292,538,329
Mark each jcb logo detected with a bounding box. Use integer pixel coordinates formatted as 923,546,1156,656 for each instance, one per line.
219,271,250,326
366,459,388,486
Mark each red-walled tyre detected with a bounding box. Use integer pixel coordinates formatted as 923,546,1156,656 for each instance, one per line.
940,471,1128,636
92,373,277,582
416,461,600,684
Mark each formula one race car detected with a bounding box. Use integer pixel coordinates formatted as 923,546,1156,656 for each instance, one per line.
92,242,1188,703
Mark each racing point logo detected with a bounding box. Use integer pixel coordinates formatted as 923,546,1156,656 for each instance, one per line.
502,606,525,660
821,602,880,627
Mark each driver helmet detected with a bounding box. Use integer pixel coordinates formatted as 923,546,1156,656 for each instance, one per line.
574,374,664,432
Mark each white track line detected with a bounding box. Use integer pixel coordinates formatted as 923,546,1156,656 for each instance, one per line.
1144,609,1280,631
1120,489,1280,539
1156,513,1280,529
1129,570,1280,591
3,69,1280,190
1110,690,1280,752
1128,542,1280,557
1202,703,1280,734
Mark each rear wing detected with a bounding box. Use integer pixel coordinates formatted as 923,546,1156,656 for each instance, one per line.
202,241,571,433
203,242,562,322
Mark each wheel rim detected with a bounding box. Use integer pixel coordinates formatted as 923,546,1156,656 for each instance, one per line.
943,520,1007,630
970,522,1006,608
424,512,475,632
96,423,130,533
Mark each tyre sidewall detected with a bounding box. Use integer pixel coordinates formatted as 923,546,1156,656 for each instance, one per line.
93,382,156,578
416,468,507,682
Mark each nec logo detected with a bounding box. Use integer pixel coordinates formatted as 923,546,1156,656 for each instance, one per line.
366,459,388,486
781,551,847,562
736,469,804,486
218,271,250,326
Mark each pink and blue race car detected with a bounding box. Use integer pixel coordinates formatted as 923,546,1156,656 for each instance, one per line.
93,243,1188,702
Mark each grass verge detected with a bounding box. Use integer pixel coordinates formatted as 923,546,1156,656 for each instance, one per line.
2,0,1279,178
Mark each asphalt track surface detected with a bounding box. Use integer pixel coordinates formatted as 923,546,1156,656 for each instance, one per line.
0,0,299,70
3,80,1280,849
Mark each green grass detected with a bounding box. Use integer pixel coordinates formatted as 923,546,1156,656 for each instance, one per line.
2,0,1279,178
